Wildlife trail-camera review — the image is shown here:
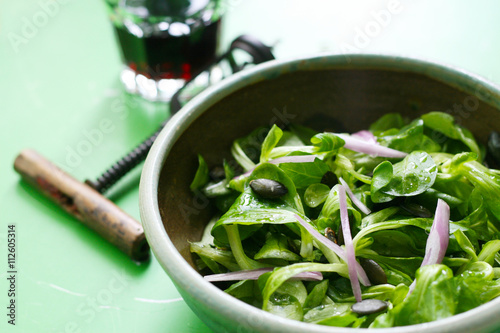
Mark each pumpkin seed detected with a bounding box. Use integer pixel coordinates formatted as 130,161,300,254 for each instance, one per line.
400,202,432,218
351,299,388,315
321,171,338,188
359,258,387,285
249,179,288,199
324,227,337,244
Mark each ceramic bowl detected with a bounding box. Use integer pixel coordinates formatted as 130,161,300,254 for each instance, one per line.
139,54,500,333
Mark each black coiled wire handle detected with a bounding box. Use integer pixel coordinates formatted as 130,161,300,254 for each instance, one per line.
85,120,167,193
169,34,275,114
86,35,275,194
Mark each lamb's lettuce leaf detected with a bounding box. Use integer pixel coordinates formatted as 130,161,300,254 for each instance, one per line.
422,111,481,160
280,159,330,189
190,154,209,191
377,151,438,197
191,111,500,329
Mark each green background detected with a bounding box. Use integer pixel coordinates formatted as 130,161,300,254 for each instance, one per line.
1,0,500,332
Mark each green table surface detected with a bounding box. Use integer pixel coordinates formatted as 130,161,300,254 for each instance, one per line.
2,1,500,332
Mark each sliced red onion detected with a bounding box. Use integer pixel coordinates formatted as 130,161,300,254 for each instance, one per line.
338,185,362,302
352,130,378,144
289,271,323,281
335,133,407,158
408,199,450,295
294,214,371,286
295,214,346,260
421,199,450,266
204,267,323,282
237,155,318,178
339,177,371,215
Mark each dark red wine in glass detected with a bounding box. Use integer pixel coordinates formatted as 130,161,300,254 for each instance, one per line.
114,19,220,81
106,0,222,101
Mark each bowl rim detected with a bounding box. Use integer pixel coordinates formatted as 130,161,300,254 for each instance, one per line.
139,53,500,332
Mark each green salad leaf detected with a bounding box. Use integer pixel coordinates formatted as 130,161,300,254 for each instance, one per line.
379,151,437,197
190,154,210,191
280,158,330,189
260,124,284,163
422,112,482,160
190,111,500,329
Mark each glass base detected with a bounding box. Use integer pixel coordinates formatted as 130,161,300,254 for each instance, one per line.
120,65,224,103
120,67,186,102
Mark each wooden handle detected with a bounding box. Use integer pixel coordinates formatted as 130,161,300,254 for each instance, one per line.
14,149,150,262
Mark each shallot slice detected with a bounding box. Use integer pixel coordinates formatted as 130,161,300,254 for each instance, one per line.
339,185,363,302
335,133,407,158
339,177,371,215
294,214,371,287
408,199,450,295
421,199,450,266
352,130,378,144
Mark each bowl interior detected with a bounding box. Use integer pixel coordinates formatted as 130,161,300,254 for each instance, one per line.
157,66,499,269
